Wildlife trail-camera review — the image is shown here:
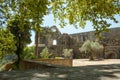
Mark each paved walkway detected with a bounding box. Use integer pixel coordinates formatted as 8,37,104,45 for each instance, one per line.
0,59,120,80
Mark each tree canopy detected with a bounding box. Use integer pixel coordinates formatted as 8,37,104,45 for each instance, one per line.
0,0,49,31
7,15,32,48
0,0,120,35
51,0,120,36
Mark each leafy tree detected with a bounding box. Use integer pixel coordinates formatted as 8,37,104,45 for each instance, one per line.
80,40,103,60
1,0,49,57
51,0,120,37
7,15,31,67
0,0,120,37
0,28,16,60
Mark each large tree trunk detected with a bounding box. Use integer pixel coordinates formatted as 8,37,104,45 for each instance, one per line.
16,48,20,69
15,35,21,69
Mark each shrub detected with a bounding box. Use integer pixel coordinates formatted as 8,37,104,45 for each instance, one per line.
63,49,73,58
22,46,37,59
40,47,53,59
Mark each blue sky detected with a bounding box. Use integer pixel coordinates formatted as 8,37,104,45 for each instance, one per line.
29,14,120,46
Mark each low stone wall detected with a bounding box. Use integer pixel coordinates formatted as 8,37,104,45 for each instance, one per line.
34,59,72,67
20,59,72,70
20,60,56,70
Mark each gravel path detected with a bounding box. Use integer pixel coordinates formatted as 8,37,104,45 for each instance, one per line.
0,59,120,80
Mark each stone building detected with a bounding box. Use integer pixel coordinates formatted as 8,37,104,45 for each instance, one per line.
35,26,120,59
71,27,120,59
35,26,61,57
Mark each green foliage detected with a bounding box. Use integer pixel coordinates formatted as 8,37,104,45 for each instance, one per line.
0,59,7,71
0,0,120,36
40,47,52,59
22,46,37,59
7,15,32,44
0,0,49,31
6,15,32,68
0,0,49,68
0,29,16,59
0,64,5,71
0,1,119,40
51,0,120,36
63,49,73,58
80,40,103,53
80,40,103,60
7,15,32,55
55,57,64,59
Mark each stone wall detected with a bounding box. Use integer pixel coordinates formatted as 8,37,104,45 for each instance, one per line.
34,59,72,67
104,46,120,59
71,27,120,59
20,60,56,70
35,27,120,59
20,59,72,70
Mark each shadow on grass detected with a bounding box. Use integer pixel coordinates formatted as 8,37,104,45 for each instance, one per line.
0,64,120,80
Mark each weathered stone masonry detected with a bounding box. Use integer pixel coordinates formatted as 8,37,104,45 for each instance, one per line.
35,26,120,59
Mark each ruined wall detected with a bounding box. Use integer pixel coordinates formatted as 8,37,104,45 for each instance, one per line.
71,27,120,59
101,27,120,59
36,27,120,59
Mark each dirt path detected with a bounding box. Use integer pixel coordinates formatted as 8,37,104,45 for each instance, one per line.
0,59,120,80
73,59,120,66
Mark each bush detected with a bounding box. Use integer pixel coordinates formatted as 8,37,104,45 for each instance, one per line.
22,46,37,59
63,49,73,58
40,47,53,59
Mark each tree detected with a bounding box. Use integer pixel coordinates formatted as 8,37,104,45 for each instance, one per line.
1,0,49,57
51,0,120,37
0,0,120,37
0,28,16,60
7,15,31,67
80,40,103,60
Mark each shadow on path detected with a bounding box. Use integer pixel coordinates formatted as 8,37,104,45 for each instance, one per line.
0,64,120,80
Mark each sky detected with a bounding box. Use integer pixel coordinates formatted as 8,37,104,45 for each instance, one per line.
29,14,120,46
